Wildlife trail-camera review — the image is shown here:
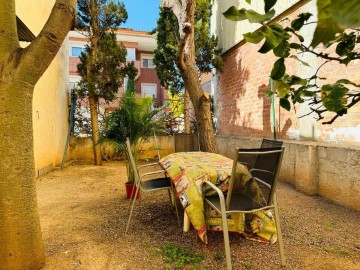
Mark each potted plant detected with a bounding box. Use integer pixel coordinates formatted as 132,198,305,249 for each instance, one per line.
101,91,166,199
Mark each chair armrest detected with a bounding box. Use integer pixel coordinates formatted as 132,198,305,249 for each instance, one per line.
203,180,227,213
139,170,167,180
252,177,271,189
250,169,273,189
138,162,161,172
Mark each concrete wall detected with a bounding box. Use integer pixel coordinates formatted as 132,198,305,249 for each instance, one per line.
216,135,360,211
16,0,70,176
69,135,175,162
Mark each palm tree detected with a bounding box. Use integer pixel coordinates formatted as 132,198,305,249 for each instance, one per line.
101,91,165,182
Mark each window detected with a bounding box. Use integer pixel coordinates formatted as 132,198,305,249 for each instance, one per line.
141,84,157,98
141,54,155,68
123,77,129,90
126,48,136,61
71,47,84,57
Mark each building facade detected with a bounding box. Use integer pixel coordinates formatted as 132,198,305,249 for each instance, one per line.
16,0,70,176
68,28,168,109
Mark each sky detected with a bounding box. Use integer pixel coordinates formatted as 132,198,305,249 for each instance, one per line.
121,0,161,32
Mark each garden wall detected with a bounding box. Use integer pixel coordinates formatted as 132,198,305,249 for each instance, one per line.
216,135,360,211
68,135,175,162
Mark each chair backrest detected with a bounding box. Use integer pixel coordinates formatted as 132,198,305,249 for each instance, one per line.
260,139,283,149
227,147,284,207
126,138,140,185
174,133,200,152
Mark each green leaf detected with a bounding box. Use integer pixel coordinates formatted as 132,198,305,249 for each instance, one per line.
271,58,286,80
311,0,344,47
280,98,291,111
265,0,277,13
336,38,355,57
290,76,307,86
290,55,311,67
243,31,264,44
302,90,316,97
321,83,349,112
259,24,286,53
245,9,275,23
289,43,303,50
222,6,247,21
336,79,360,87
258,39,274,53
328,0,360,28
273,40,290,58
262,24,285,48
246,0,252,4
276,80,290,98
223,6,275,23
291,12,313,30
291,18,303,31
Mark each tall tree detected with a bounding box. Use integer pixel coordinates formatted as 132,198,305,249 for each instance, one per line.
75,0,132,165
0,0,76,268
223,0,360,124
158,0,222,152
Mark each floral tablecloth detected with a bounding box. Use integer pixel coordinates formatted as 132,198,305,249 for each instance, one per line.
159,152,277,244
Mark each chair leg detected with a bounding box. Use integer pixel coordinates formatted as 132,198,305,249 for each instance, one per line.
218,207,232,270
128,183,137,212
273,193,286,266
126,184,140,233
169,189,180,226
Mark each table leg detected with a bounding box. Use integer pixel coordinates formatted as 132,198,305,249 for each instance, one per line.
183,212,190,232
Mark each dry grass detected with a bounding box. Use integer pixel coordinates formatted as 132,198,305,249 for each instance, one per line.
37,161,360,270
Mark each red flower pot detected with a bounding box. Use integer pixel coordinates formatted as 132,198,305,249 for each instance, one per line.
125,182,140,200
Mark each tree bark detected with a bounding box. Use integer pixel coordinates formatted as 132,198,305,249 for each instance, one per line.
0,1,76,269
162,0,218,152
87,0,102,165
89,94,102,165
184,89,191,133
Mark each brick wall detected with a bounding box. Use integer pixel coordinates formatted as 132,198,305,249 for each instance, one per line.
69,57,80,76
216,1,360,145
136,50,167,106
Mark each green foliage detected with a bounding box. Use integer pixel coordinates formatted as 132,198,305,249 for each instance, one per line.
75,0,137,101
223,7,275,23
223,0,360,124
161,242,204,269
101,92,165,182
76,0,127,31
154,0,223,94
322,247,351,254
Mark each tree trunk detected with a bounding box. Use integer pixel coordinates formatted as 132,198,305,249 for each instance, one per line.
0,1,76,268
89,94,102,165
184,89,191,133
0,82,45,270
164,0,218,152
87,0,102,165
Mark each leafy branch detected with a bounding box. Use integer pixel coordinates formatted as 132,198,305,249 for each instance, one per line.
223,0,360,124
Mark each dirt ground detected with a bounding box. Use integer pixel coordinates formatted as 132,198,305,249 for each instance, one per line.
36,161,360,270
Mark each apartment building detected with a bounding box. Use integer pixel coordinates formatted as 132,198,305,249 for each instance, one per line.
68,28,168,109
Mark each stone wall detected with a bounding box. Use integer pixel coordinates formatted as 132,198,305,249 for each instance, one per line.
216,135,360,211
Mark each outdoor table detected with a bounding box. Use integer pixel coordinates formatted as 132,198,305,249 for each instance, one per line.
159,151,278,244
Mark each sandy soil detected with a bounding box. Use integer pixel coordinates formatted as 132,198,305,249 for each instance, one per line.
36,161,360,270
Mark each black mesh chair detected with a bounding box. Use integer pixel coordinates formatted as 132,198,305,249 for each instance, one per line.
174,133,200,152
261,138,283,149
203,147,285,270
125,138,180,233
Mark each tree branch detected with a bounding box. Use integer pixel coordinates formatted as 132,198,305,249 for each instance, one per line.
17,0,77,85
0,0,20,59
